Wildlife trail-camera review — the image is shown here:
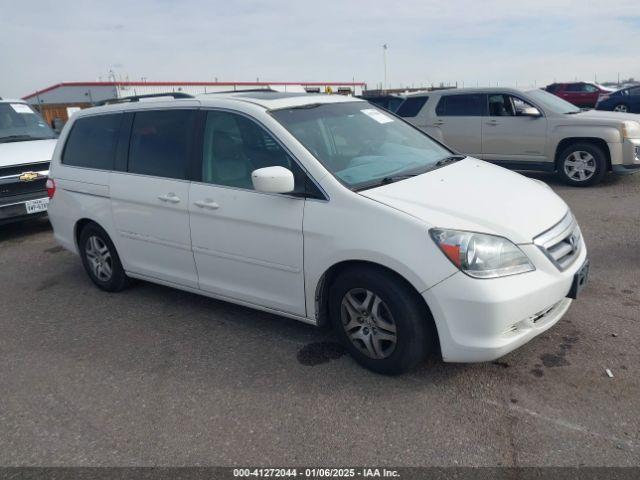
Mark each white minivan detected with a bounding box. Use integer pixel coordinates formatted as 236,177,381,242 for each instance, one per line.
47,92,589,374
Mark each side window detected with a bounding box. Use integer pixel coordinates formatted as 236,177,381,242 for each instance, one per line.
436,94,484,116
488,94,514,116
396,97,428,118
629,87,640,97
62,114,121,169
201,111,304,191
584,84,599,93
511,96,539,115
566,83,584,92
128,110,195,180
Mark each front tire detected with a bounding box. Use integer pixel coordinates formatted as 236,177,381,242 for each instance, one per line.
557,143,607,187
79,223,130,292
329,266,434,375
613,103,629,113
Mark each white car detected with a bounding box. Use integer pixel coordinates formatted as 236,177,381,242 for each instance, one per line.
395,88,640,186
46,92,589,374
0,98,57,224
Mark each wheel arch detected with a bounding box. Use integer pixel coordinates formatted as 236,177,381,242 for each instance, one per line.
314,260,440,354
74,218,105,252
554,137,612,171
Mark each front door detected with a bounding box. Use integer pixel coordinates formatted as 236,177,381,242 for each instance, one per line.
481,94,548,164
110,108,199,288
189,110,306,316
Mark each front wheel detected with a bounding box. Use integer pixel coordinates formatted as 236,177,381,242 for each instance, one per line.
329,266,434,375
613,104,629,113
557,143,607,187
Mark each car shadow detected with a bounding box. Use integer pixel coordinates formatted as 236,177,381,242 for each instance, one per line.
0,217,51,243
517,170,624,188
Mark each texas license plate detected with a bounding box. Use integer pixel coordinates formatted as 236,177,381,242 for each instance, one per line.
567,259,589,299
25,198,49,214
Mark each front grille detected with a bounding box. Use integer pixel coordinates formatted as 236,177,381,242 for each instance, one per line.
0,162,49,199
533,213,582,271
0,161,49,178
0,177,47,198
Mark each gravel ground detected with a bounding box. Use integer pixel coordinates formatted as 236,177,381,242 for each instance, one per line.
0,171,638,467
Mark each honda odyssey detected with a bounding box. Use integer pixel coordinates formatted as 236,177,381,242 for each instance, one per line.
46,91,589,374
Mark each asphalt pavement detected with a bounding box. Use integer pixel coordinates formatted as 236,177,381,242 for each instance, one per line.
0,171,638,466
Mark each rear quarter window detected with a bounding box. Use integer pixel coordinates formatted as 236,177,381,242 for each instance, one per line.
396,97,429,118
62,114,122,169
435,94,485,116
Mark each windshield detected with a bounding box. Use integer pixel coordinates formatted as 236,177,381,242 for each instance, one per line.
525,89,581,114
270,102,452,190
0,103,56,142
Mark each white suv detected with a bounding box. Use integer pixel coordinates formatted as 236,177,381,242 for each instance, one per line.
396,88,640,186
47,92,589,374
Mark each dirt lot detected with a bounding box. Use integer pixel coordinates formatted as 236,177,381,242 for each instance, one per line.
0,171,638,467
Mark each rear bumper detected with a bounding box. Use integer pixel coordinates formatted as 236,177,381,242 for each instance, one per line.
423,242,587,363
0,191,49,225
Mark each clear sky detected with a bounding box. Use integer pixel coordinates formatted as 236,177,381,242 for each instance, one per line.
1,0,639,98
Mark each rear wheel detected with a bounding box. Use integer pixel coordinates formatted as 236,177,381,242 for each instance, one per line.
557,143,607,187
613,103,629,113
79,223,130,292
329,266,434,375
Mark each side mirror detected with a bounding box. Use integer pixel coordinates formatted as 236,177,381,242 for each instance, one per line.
251,166,295,194
519,107,542,117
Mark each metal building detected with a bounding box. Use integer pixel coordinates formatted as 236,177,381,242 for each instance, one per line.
22,81,367,125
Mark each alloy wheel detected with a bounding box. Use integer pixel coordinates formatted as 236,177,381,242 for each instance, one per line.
85,235,113,281
613,104,629,113
563,151,597,182
340,288,397,359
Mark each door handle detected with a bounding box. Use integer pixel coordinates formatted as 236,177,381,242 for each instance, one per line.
158,193,181,203
194,199,220,210
485,120,498,126
433,120,445,126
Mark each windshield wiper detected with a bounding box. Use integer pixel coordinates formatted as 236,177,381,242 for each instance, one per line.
435,154,466,167
0,134,39,143
380,173,419,184
354,155,467,192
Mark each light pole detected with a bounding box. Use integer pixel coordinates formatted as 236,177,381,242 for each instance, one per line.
382,44,388,92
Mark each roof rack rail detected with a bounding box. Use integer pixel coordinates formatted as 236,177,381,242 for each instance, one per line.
204,87,277,95
97,92,194,106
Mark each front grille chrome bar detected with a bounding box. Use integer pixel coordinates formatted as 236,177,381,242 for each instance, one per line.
533,212,582,271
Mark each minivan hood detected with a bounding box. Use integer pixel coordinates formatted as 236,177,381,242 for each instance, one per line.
0,138,57,168
359,158,568,244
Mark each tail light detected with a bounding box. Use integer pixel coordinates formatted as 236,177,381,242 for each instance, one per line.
46,178,56,199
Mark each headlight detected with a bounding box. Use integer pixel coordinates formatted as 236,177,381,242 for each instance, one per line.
430,229,535,279
621,121,640,139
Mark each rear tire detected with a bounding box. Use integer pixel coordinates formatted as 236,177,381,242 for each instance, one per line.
557,142,607,187
78,223,130,292
329,266,434,375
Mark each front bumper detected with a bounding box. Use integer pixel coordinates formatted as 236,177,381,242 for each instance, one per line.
611,139,640,175
0,191,49,225
423,240,587,363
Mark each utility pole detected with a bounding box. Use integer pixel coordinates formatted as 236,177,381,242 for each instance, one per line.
382,44,388,92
